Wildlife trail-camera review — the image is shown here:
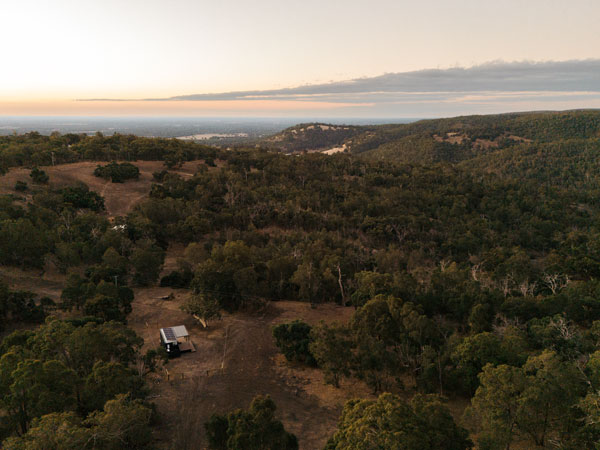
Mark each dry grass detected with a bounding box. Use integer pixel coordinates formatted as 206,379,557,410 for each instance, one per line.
0,160,206,217
128,289,364,450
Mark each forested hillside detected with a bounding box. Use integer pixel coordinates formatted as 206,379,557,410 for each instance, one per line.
261,123,367,152
2,111,600,448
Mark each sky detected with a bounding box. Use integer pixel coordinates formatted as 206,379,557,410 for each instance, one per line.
1,0,600,118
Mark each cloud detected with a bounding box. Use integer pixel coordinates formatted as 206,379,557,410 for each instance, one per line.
127,60,600,102
78,60,600,117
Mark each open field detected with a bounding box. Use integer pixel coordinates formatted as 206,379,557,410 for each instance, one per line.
0,160,206,217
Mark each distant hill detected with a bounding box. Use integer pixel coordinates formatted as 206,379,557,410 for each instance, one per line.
349,110,600,162
350,110,600,191
260,123,367,152
261,110,600,163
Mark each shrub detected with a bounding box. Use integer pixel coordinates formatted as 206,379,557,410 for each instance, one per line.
205,396,298,450
30,167,49,184
14,180,28,191
61,184,105,210
152,170,168,182
272,320,316,366
160,269,193,288
94,162,140,183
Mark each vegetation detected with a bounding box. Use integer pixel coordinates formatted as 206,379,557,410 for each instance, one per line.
3,110,600,447
0,282,51,330
14,180,27,191
272,320,316,365
94,161,140,183
0,131,218,173
0,318,148,440
3,394,153,450
264,123,363,153
325,393,472,450
29,167,48,184
205,395,298,450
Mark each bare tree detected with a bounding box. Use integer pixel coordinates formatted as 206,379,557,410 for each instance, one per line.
542,273,570,295
498,274,514,298
439,259,451,272
470,263,483,281
518,279,537,297
337,264,347,306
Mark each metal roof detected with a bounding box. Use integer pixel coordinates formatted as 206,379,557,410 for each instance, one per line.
160,325,189,344
171,325,189,338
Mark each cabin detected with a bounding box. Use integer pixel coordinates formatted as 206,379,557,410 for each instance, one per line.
159,325,195,358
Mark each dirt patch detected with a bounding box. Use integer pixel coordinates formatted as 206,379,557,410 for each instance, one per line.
322,145,346,155
474,138,499,150
507,134,533,143
433,132,468,145
128,288,363,450
0,160,206,217
0,265,64,301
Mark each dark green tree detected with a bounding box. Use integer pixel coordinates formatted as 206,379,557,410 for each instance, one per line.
205,395,298,450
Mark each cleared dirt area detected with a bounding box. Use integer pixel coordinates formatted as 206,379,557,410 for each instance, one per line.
0,160,206,217
129,287,367,450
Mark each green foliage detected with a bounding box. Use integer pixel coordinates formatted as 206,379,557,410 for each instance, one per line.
93,162,140,183
264,123,363,153
0,218,51,268
272,320,316,366
3,394,153,450
191,241,262,312
326,393,472,450
348,296,442,392
0,318,144,438
29,167,49,184
5,112,600,447
468,351,586,449
130,240,165,286
60,184,105,211
152,169,168,182
205,395,298,450
14,180,27,192
160,268,193,288
82,361,146,413
0,282,48,329
61,276,133,322
0,357,78,435
181,293,221,327
350,271,395,307
309,322,353,387
451,333,510,396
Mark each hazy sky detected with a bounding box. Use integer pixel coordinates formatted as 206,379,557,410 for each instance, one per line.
1,0,600,117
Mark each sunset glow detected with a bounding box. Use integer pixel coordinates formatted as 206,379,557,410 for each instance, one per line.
2,0,600,117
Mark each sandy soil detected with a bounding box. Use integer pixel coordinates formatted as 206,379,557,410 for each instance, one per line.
322,145,347,155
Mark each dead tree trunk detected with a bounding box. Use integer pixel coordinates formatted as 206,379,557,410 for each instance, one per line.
337,264,347,306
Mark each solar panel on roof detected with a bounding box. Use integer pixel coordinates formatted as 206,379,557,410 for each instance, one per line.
163,327,176,341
